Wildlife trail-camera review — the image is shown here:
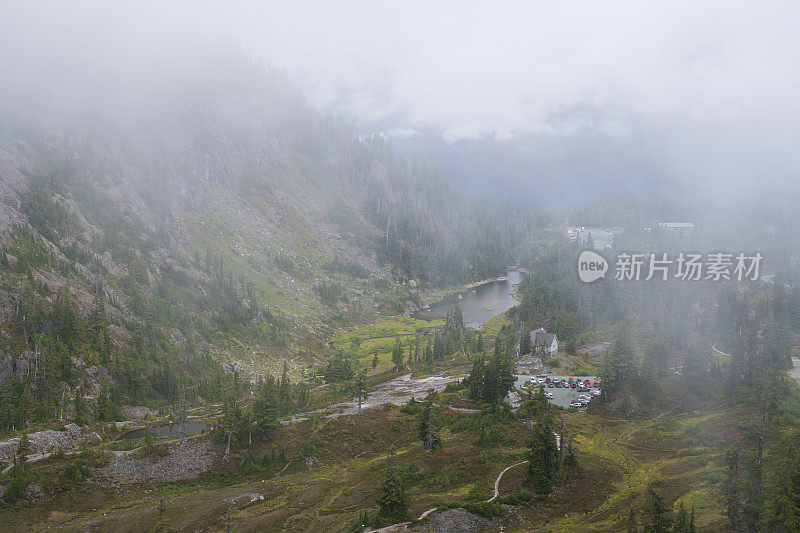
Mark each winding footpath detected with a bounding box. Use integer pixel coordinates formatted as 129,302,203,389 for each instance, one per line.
711,344,732,357
370,459,529,532
488,460,529,502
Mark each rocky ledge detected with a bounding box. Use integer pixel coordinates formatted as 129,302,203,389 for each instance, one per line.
0,423,99,464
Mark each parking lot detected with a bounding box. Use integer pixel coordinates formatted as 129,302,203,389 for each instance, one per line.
514,374,599,409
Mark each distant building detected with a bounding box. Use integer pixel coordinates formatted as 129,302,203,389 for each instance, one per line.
657,222,694,235
530,328,558,356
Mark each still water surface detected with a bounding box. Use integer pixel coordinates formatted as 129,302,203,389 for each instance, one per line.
415,270,524,328
121,419,208,440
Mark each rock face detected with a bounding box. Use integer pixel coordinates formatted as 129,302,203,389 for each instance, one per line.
0,423,98,463
119,405,158,420
103,440,214,483
413,509,492,532
0,353,13,388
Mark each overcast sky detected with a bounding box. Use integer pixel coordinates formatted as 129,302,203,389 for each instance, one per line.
229,2,798,139
5,1,800,204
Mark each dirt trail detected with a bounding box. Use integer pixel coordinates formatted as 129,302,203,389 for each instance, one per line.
371,458,530,531
488,461,529,502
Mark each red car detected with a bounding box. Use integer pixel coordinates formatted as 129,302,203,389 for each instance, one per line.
568,377,575,383
593,381,600,387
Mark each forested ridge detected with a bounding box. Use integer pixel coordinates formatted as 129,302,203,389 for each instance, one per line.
0,47,533,429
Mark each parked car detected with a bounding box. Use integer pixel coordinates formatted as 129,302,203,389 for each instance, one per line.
570,382,577,388
545,392,554,399
554,381,562,388
547,382,554,388
569,400,584,408
577,386,590,392
593,381,600,387
590,389,601,396
584,379,592,386
545,377,552,383
568,377,575,383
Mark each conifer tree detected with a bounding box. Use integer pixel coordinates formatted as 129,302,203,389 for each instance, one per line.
17,431,30,474
644,489,672,532
392,338,404,372
627,506,639,533
526,386,559,494
416,391,441,452
376,454,408,520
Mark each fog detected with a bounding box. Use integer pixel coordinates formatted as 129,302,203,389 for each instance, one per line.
3,0,799,205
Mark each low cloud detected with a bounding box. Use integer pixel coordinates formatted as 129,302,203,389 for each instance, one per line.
3,0,799,203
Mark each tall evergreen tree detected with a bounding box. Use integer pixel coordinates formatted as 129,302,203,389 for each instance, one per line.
391,338,404,372
376,454,408,520
643,489,672,533
526,387,559,495
416,391,441,452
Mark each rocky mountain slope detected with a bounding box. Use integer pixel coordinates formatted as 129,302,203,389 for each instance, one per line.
0,46,533,423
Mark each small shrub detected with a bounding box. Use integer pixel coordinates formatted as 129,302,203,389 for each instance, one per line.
300,443,315,457
56,459,91,491
3,477,27,504
463,501,503,518
359,430,378,443
92,452,110,467
398,463,419,485
239,452,259,475
500,491,533,506
443,380,465,393
50,449,67,461
706,470,726,485
155,445,170,457
399,398,421,415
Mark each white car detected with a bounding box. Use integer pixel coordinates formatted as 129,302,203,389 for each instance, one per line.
545,392,554,399
590,389,601,396
569,400,584,408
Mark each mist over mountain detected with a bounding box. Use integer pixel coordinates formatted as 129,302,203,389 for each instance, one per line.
3,3,800,531
384,130,675,207
0,16,537,431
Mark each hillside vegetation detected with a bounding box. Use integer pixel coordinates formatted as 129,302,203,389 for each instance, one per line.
0,47,534,429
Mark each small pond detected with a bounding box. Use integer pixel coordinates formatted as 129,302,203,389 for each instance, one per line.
121,419,208,440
